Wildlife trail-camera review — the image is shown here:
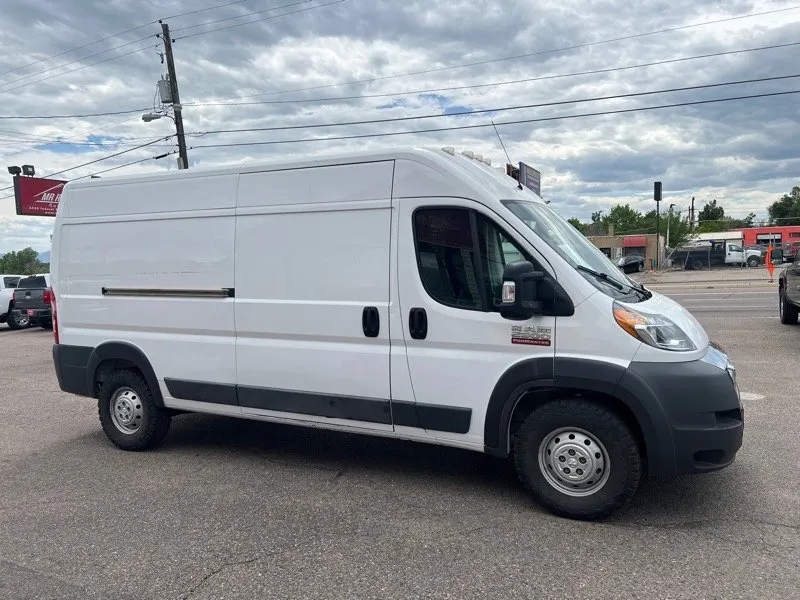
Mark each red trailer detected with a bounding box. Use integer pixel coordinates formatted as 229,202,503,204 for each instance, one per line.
742,226,800,248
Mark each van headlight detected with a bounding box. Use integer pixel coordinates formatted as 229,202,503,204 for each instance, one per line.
613,302,696,352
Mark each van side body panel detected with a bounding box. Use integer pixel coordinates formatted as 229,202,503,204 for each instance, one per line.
55,173,239,407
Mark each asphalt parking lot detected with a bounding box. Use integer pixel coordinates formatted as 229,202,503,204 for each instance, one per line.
1,283,798,600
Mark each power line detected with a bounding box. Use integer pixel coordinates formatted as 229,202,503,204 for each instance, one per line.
0,35,156,91
186,40,800,108
193,73,800,136
0,0,249,79
194,4,800,102
0,107,153,120
174,0,349,40
0,44,160,97
187,89,800,150
172,0,317,33
0,149,178,203
0,136,173,194
69,150,178,182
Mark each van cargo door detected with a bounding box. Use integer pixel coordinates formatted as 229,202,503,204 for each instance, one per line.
234,161,395,432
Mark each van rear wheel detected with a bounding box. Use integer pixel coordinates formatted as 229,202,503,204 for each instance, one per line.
512,400,642,520
98,369,171,451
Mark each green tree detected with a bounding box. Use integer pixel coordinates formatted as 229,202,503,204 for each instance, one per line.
602,204,642,235
767,185,800,226
567,217,588,234
697,199,725,229
0,248,46,275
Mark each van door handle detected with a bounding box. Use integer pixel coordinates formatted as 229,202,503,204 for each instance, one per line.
409,307,427,340
362,306,380,338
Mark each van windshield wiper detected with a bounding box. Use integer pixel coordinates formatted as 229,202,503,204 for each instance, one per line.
576,265,625,291
576,265,651,299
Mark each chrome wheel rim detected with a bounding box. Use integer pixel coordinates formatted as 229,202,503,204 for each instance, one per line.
15,315,30,327
110,388,144,434
538,427,611,497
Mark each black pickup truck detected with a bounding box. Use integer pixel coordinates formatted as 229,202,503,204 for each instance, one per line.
779,252,800,325
11,274,53,330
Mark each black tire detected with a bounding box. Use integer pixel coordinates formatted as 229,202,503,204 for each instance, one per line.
39,319,53,330
637,260,644,272
747,256,759,268
98,369,171,451
513,400,642,521
779,288,799,325
6,310,30,330
691,259,703,270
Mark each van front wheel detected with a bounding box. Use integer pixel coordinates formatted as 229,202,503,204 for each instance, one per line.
513,400,642,520
98,369,171,451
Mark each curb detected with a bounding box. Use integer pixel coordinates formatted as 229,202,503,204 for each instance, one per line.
645,281,777,290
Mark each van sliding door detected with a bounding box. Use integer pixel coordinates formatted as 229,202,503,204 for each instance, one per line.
234,161,395,432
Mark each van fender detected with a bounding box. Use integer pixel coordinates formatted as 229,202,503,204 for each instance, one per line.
86,341,165,407
484,357,674,478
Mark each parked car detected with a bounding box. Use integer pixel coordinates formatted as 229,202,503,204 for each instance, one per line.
51,146,743,521
616,255,645,273
671,240,761,269
0,274,28,329
783,241,800,263
779,252,800,325
11,274,52,329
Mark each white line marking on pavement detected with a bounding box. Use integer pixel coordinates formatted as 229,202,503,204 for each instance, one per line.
663,291,775,296
740,392,765,401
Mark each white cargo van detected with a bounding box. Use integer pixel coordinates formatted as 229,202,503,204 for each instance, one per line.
50,147,743,520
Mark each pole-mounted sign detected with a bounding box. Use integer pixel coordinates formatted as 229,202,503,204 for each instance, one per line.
13,175,66,217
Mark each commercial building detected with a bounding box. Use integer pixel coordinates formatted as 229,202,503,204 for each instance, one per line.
588,230,665,270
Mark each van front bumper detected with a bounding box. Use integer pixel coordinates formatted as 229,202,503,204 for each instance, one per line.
620,344,743,477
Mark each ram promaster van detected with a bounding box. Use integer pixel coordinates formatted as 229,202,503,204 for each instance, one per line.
50,147,743,520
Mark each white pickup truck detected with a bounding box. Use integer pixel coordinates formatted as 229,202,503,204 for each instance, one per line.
672,240,763,270
0,274,28,329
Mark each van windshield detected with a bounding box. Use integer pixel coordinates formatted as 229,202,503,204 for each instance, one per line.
502,199,646,300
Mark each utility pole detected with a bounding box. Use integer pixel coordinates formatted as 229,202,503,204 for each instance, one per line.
690,196,695,230
159,21,189,169
654,181,662,269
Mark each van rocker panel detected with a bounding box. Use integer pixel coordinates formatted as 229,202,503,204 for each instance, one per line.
52,344,471,435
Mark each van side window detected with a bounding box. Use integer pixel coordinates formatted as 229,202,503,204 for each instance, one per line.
413,208,484,310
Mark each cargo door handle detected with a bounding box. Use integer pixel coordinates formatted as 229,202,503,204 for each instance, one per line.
409,307,427,340
362,306,380,338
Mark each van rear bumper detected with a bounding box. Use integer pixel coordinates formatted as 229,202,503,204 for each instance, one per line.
52,344,92,397
621,346,743,478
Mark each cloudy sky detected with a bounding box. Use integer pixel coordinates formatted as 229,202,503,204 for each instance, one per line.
1,0,799,253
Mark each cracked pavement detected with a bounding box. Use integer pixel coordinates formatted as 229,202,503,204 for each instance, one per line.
1,285,798,599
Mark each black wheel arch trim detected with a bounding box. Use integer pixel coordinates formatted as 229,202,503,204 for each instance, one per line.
86,341,165,407
484,357,674,478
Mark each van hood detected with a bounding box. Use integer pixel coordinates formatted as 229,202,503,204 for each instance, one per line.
636,289,710,353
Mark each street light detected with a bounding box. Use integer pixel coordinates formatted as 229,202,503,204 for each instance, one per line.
142,112,174,123
666,203,676,249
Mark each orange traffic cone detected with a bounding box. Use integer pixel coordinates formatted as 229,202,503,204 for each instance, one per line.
767,243,775,283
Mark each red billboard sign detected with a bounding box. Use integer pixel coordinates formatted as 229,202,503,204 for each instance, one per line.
14,176,66,217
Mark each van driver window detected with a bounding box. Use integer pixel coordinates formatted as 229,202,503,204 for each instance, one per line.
413,208,538,312
475,214,533,307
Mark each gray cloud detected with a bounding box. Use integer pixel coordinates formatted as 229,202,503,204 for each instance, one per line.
1,0,800,249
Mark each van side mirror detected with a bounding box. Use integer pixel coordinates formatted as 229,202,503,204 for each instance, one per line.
497,261,545,320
